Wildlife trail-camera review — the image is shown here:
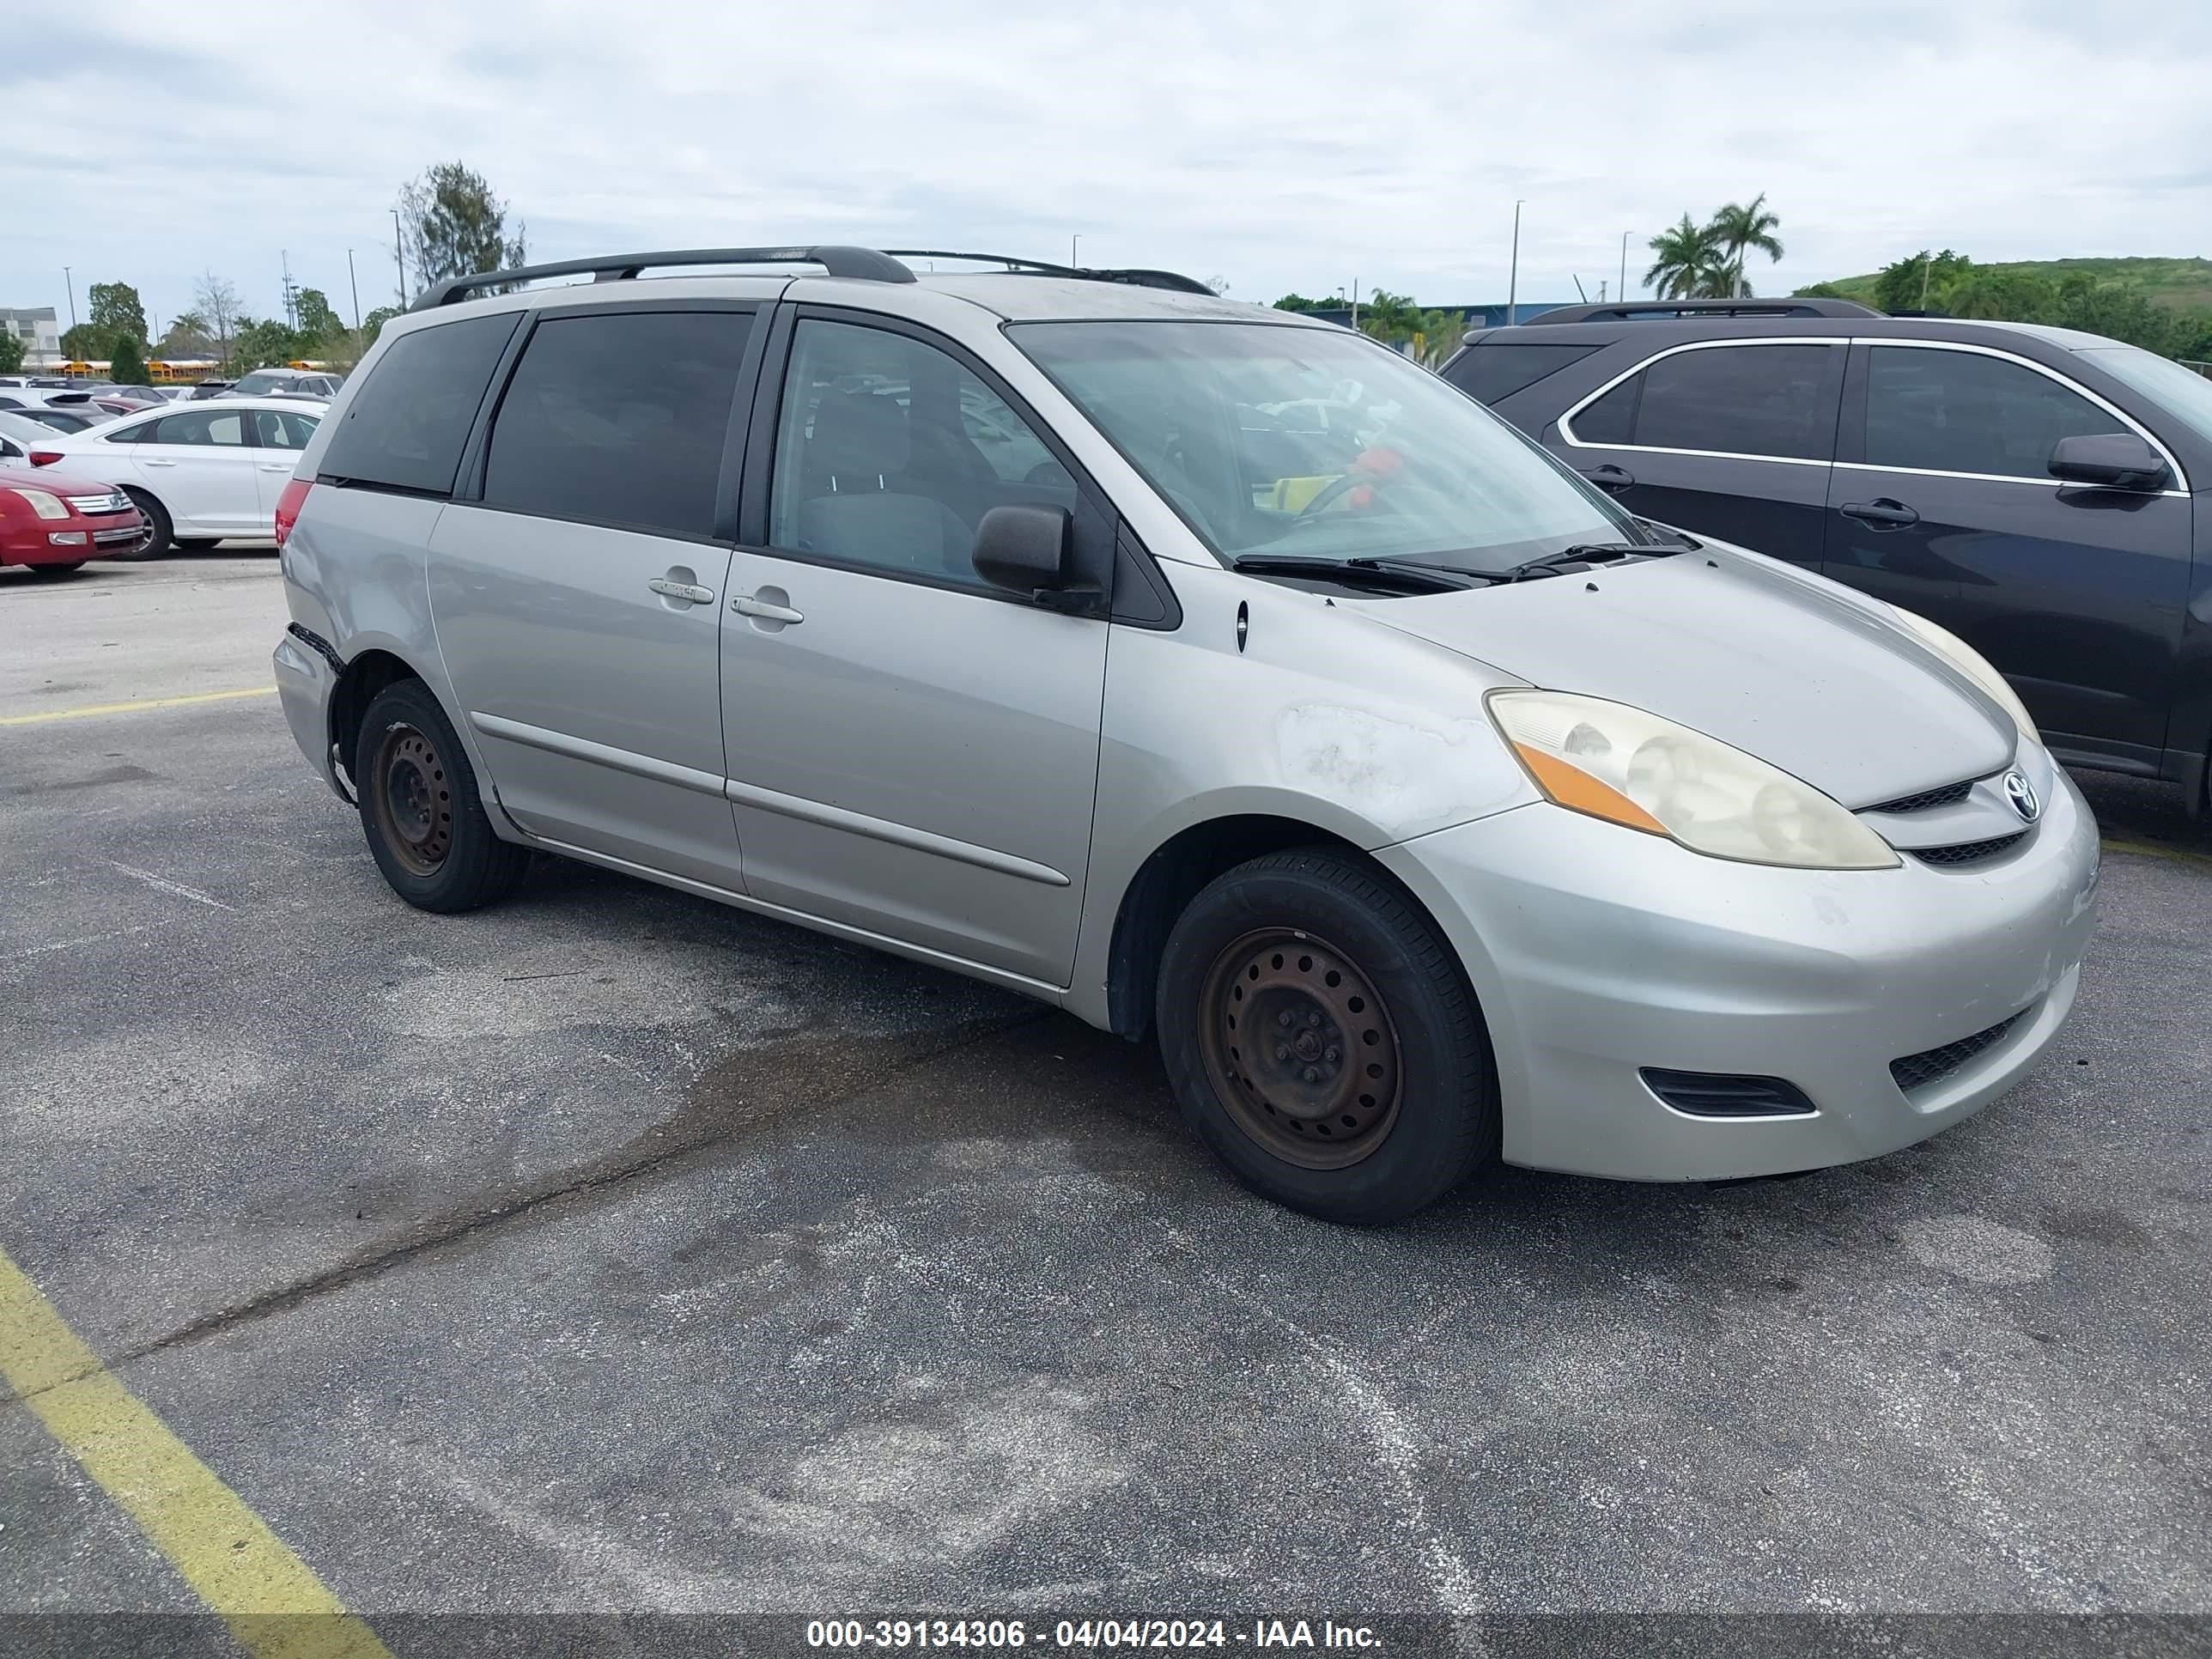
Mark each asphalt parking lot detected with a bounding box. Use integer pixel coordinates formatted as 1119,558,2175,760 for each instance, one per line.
3,552,2208,1648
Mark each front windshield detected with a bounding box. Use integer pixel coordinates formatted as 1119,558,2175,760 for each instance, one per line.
1010,319,1637,572
2077,346,2212,448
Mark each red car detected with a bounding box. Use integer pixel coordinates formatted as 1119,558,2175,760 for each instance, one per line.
0,465,149,575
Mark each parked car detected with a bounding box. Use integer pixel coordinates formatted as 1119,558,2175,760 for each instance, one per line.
230,366,344,399
1442,297,2212,810
7,407,106,434
0,465,148,574
273,245,2097,1224
24,397,324,556
102,385,167,407
188,380,238,400
0,410,70,465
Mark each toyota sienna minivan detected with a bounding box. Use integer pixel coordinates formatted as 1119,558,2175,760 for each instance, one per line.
274,246,2099,1223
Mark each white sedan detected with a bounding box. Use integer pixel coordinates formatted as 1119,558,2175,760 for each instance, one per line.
23,396,325,556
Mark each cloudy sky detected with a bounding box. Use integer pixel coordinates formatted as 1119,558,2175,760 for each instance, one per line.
6,0,2207,335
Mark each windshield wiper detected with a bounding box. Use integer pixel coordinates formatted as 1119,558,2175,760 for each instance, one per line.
1229,554,1486,592
1495,543,1678,582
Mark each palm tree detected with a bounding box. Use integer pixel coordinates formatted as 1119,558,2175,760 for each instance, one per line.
1644,216,1727,300
1709,195,1784,299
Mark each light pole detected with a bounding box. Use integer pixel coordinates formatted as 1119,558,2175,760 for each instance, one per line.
63,266,76,330
1506,201,1523,324
1620,230,1629,301
347,249,362,330
392,209,407,306
1070,234,1080,269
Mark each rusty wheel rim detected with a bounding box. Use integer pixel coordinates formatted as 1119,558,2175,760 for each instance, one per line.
371,724,453,878
1198,927,1402,1170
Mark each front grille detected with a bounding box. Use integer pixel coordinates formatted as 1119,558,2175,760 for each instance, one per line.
1640,1068,1816,1117
1911,833,2027,867
65,492,132,515
1890,1012,2026,1094
1865,780,1973,814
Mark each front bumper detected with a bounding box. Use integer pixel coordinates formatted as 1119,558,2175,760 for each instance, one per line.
1376,763,2100,1182
1,510,138,564
273,626,346,800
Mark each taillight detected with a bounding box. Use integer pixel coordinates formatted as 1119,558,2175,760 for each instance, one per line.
273,478,312,548
27,451,62,467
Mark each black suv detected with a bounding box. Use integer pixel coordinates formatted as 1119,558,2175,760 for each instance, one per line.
1443,298,2212,808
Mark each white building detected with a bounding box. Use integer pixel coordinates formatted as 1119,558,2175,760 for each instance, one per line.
1,306,63,368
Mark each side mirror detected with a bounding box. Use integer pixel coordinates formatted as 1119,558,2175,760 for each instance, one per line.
973,503,1090,607
2049,431,2169,491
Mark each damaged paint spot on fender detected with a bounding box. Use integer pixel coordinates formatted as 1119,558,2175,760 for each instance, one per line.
1276,702,1516,836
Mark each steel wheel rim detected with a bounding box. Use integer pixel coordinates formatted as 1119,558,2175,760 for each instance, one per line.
1198,927,1403,1170
130,510,157,556
371,724,453,877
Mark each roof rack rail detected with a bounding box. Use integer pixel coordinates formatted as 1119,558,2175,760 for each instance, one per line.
880,249,1217,295
1526,296,1881,324
410,245,917,310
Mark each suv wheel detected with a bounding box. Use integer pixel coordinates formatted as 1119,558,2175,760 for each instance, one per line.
356,678,529,913
1156,848,1497,1224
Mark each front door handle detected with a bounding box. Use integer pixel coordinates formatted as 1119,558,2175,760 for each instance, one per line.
731,593,805,625
258,463,292,473
1580,463,1635,491
141,458,179,468
647,576,717,605
1840,498,1919,528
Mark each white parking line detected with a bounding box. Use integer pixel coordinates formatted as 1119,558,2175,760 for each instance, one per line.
101,861,234,912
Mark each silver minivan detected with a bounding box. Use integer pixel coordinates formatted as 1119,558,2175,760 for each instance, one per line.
274,246,2099,1223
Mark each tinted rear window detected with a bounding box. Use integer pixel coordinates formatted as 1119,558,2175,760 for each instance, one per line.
480,309,754,538
319,313,520,495
1445,342,1601,404
1571,343,1841,460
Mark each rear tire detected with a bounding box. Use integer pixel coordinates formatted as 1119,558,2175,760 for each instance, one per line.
356,678,530,914
1156,847,1497,1224
117,488,171,561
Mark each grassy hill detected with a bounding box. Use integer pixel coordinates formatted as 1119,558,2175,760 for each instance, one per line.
1815,256,2212,312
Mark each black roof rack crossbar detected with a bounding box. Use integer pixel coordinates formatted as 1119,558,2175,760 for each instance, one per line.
880,249,1217,295
410,245,917,310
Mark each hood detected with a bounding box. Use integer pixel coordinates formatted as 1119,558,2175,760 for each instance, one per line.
0,463,127,500
1364,545,2014,809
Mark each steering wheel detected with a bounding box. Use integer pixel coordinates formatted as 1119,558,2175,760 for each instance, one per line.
1293,446,1405,522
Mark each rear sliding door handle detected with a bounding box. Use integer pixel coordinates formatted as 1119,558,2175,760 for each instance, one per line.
731,594,805,624
647,577,717,605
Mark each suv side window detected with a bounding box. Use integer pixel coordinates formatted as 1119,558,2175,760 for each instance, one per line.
767,319,1075,586
1574,343,1840,460
1864,346,2126,480
319,312,520,495
482,309,754,539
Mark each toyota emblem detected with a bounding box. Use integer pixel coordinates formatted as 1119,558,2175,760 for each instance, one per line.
2003,771,2040,823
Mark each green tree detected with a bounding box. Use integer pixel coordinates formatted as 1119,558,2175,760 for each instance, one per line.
1273,294,1334,313
1644,216,1729,299
294,287,343,343
1708,195,1783,299
0,326,22,375
233,317,310,372
362,305,400,337
59,323,107,360
87,282,148,350
192,273,245,373
154,311,215,360
109,337,149,386
1875,250,1969,313
398,161,527,290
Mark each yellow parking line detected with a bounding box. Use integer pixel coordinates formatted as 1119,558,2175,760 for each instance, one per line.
0,1247,393,1659
2100,836,2212,868
0,685,278,727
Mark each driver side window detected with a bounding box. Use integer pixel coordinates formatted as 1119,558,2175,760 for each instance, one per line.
767,319,1073,588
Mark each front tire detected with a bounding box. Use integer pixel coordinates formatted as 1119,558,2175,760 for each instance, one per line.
173,537,222,552
356,678,530,913
1157,848,1497,1224
117,488,171,561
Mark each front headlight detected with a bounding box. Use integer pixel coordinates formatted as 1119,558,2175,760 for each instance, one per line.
1887,606,2037,743
9,488,68,520
1487,690,1899,870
